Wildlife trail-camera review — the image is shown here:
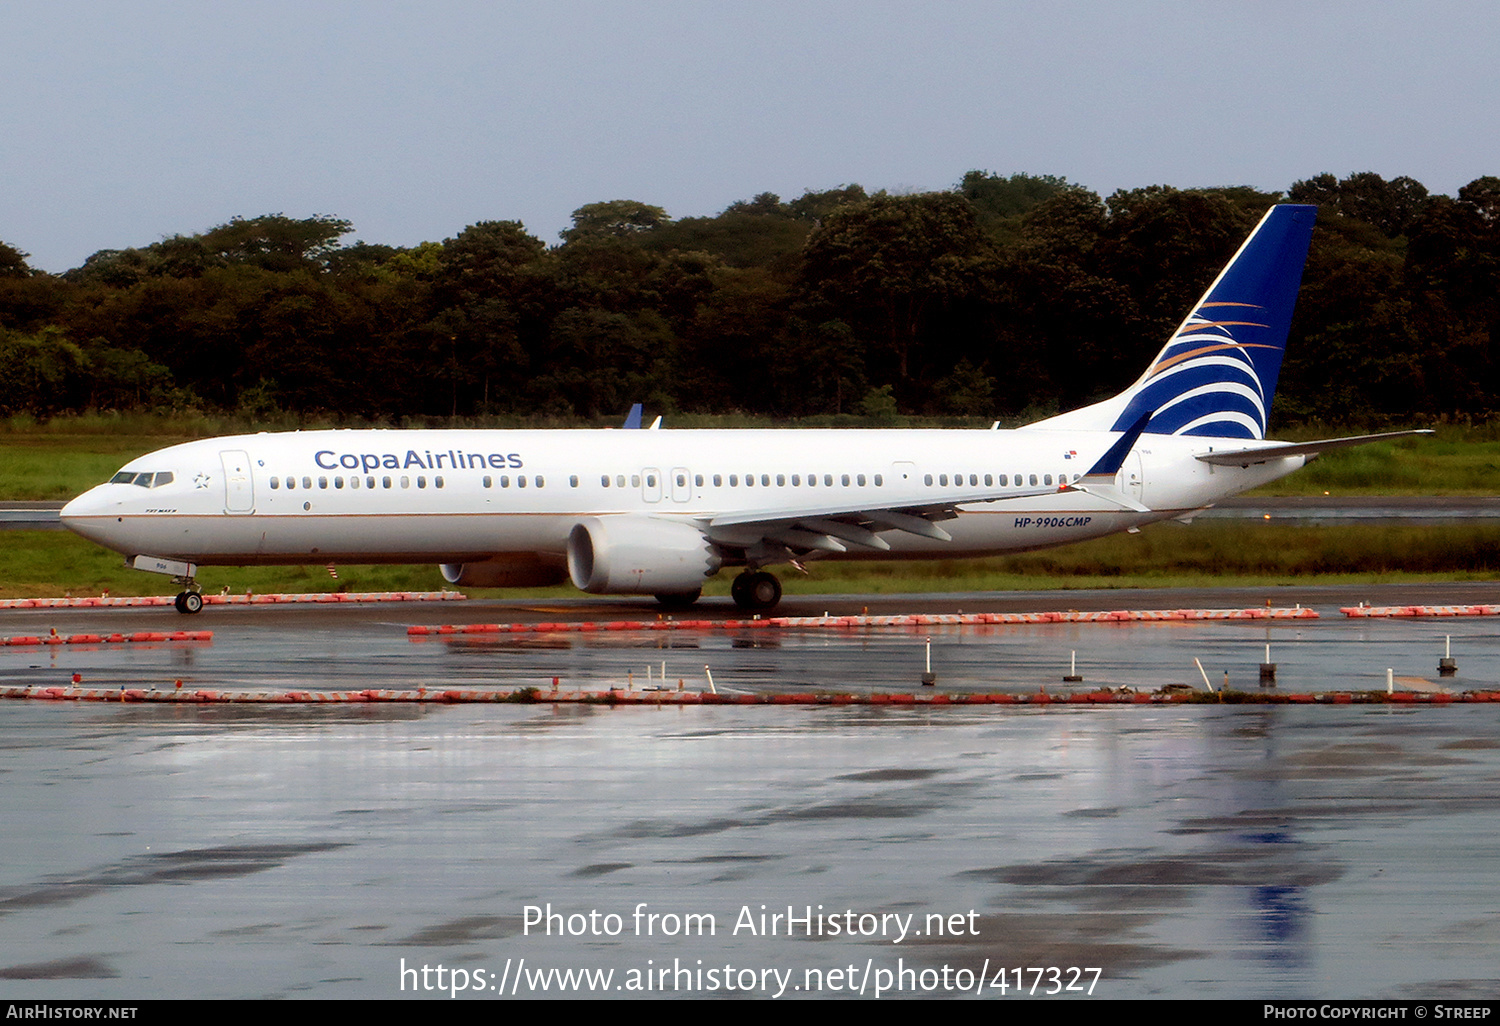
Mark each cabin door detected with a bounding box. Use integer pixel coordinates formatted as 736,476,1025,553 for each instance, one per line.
220,450,255,514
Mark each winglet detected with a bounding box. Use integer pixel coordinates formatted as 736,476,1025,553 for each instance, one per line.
1082,410,1152,480
622,403,643,429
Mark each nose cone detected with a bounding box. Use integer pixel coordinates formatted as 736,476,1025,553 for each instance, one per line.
60,486,128,552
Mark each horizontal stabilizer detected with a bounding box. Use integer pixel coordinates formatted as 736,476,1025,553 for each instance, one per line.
1194,430,1433,467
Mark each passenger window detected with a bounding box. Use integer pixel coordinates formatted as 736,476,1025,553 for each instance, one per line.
729,475,738,486
824,474,833,487
1044,474,1053,485
270,477,280,489
416,476,426,488
436,476,444,488
776,474,785,487
366,476,375,489
382,476,392,488
301,477,311,490
350,477,360,490
500,476,509,487
646,474,657,487
761,474,770,487
939,474,948,486
713,474,722,487
616,475,626,488
334,477,344,489
984,474,992,486
791,475,800,486
874,474,882,486
518,476,527,488
631,475,640,488
400,476,410,488
319,476,328,489
841,474,850,486
535,476,544,488
1029,474,1038,486
857,474,866,486
600,475,610,487
286,477,296,490
484,476,493,488
745,475,754,487
570,475,579,488
694,474,703,486
924,474,933,486
999,474,1007,486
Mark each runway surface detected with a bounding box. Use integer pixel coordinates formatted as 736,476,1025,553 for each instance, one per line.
4,584,1500,1000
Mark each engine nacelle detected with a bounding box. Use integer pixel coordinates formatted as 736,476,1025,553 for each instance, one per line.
439,555,568,588
567,516,721,595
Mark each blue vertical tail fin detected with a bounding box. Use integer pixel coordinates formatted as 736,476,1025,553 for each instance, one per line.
1027,204,1317,440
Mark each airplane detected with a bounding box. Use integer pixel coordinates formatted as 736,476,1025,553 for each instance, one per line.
60,204,1427,614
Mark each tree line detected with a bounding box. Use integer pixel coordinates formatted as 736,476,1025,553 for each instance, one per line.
3,170,1497,427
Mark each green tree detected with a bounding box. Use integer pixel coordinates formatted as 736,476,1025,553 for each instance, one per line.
0,327,88,414
560,201,670,244
1289,172,1429,237
958,171,1083,243
801,191,986,387
201,213,354,271
0,240,31,278
784,185,868,223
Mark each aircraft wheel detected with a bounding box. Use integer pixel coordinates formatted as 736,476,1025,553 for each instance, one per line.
732,571,781,611
175,591,204,614
654,589,701,610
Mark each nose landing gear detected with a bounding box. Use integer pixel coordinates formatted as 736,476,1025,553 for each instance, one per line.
173,590,204,614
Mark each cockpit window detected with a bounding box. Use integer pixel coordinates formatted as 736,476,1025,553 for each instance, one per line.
108,470,174,488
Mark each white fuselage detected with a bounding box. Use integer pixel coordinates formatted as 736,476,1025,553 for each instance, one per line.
60,427,1304,572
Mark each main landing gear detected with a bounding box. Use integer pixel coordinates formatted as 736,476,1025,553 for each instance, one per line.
730,570,781,612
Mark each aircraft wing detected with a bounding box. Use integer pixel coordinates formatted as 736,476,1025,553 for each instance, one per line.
704,483,1067,552
705,412,1156,555
1194,430,1433,467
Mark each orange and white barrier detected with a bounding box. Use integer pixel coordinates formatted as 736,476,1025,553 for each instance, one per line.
2,630,212,646
4,684,1495,706
408,606,1320,637
1342,604,1500,618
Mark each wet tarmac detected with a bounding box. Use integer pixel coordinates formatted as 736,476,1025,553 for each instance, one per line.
4,583,1499,696
4,586,1500,1000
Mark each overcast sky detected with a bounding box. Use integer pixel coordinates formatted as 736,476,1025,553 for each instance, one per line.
4,1,1496,272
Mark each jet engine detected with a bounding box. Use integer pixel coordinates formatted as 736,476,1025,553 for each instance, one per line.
439,555,568,588
567,516,721,595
